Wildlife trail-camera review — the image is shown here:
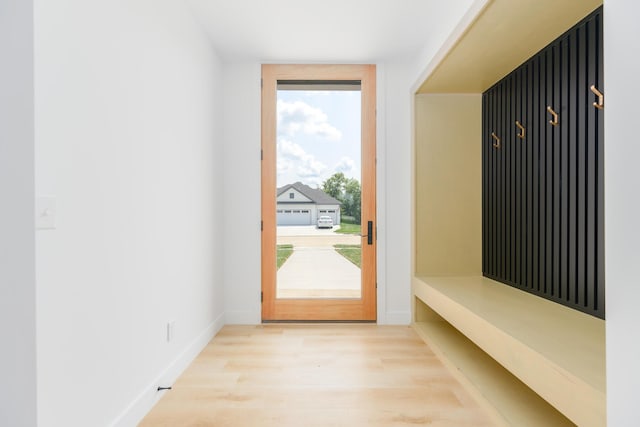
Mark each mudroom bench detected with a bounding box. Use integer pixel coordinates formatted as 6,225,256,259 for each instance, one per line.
412,276,605,427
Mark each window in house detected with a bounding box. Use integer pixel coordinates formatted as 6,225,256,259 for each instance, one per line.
289,193,294,199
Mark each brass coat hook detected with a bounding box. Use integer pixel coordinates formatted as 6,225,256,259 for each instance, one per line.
590,85,604,109
491,132,501,149
547,106,559,126
515,121,526,139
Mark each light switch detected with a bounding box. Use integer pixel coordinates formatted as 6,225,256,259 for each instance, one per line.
36,196,57,230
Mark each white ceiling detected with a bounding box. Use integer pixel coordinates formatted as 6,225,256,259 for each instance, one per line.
186,0,474,62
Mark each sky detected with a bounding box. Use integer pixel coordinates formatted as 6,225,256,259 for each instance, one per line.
276,89,361,189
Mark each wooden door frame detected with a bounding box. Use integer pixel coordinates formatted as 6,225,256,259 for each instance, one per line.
261,64,377,321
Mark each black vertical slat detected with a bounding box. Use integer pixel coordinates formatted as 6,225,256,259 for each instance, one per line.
520,65,531,287
553,42,562,299
576,23,587,309
586,17,597,313
522,64,529,288
492,87,498,278
482,93,488,275
532,55,540,293
499,81,506,281
514,67,522,285
545,47,555,297
567,29,578,306
596,9,605,316
539,49,548,295
482,92,486,275
560,37,571,305
493,88,501,277
505,76,512,283
527,59,535,291
488,89,494,278
510,73,517,285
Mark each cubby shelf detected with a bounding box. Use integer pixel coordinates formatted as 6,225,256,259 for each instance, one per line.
411,0,605,425
413,276,604,427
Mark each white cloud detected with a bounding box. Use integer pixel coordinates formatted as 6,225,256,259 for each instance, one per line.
277,157,293,175
277,99,342,141
335,157,356,175
277,139,327,183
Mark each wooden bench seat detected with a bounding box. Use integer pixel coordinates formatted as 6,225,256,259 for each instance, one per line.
412,276,605,427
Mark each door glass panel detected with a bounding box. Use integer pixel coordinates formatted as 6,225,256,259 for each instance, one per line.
275,81,362,299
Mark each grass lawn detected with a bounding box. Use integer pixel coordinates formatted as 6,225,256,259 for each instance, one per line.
277,244,293,269
334,222,361,235
334,244,361,268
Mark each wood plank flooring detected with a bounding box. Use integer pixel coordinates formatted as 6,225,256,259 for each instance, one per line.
140,325,495,427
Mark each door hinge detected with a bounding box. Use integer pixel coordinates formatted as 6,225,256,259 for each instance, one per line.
261,78,263,89
261,291,263,303
261,149,263,160
261,220,263,231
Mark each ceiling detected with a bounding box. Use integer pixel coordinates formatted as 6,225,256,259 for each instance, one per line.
186,0,474,62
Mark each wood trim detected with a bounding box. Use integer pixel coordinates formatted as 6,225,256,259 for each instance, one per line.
261,64,376,321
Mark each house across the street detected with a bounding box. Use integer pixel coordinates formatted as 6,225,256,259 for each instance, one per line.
276,182,341,226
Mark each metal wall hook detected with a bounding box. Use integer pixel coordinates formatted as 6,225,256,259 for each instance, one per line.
491,132,501,149
547,106,559,126
515,121,526,139
590,84,604,109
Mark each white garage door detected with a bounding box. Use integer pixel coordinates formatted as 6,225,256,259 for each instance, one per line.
277,209,312,226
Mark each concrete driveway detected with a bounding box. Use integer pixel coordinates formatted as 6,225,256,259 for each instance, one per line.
277,225,360,247
276,225,361,299
277,225,340,236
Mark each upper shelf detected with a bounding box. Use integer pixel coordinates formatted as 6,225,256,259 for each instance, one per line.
417,0,603,94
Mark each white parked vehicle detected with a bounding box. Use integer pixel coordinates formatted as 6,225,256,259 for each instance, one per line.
317,215,334,229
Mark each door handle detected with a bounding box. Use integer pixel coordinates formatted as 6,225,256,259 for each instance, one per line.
363,221,373,245
360,221,374,245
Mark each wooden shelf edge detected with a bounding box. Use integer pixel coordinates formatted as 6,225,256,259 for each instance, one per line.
412,320,574,426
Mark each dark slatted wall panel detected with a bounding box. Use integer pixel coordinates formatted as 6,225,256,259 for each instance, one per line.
482,7,604,319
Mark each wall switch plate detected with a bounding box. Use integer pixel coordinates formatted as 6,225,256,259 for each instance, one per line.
36,196,57,230
166,321,175,342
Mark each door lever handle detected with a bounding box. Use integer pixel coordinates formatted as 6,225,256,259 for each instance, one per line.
360,221,374,245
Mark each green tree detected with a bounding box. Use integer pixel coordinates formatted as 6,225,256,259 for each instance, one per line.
322,173,361,222
322,172,346,199
344,178,361,222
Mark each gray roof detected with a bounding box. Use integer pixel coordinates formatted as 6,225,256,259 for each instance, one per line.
277,182,341,205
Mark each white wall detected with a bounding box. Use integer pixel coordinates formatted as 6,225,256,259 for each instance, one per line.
222,62,262,324
34,0,225,425
377,62,415,324
0,0,38,425
604,0,640,424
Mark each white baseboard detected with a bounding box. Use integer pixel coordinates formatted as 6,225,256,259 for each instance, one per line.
383,311,411,325
224,309,260,325
110,312,225,427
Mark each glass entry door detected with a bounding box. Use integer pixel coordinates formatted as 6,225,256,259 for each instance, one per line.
261,65,376,321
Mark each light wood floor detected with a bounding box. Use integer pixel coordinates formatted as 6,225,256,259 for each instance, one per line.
140,325,495,427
